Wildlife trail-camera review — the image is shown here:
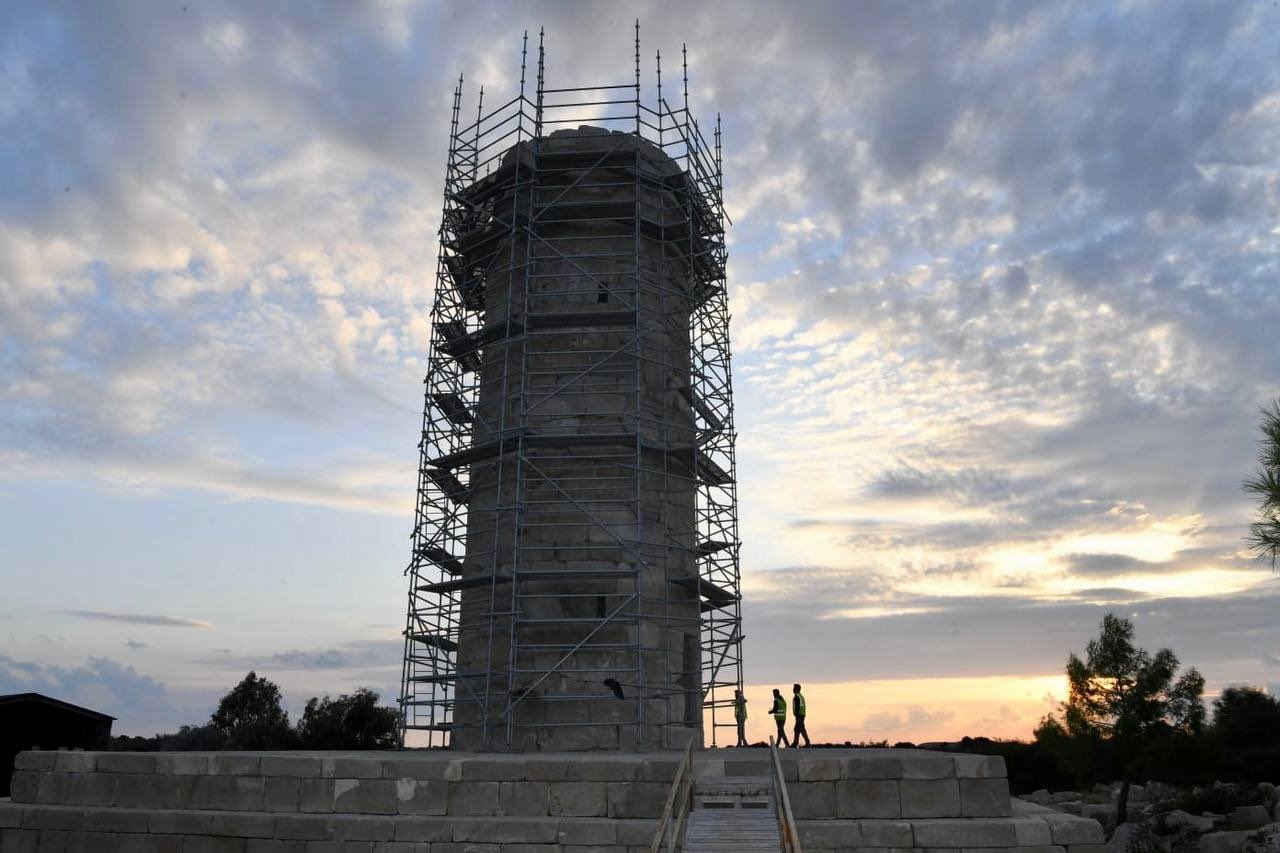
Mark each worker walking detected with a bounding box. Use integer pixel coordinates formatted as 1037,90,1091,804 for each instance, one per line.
734,689,748,747
792,683,811,747
771,688,791,747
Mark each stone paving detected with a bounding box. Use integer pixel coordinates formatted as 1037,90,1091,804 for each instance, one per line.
0,748,1104,852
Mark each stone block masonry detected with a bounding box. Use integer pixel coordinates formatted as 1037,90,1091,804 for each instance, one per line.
0,748,1104,852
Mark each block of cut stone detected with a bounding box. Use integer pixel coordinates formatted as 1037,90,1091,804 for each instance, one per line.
798,819,863,848
209,812,275,837
394,778,447,816
392,816,452,842
859,818,914,846
835,779,901,819
272,813,333,841
841,754,905,780
53,753,98,773
263,777,300,812
97,754,157,775
497,780,549,815
322,757,383,780
297,778,336,813
210,754,261,776
547,782,608,817
260,756,322,778
900,778,962,818
35,772,69,804
66,772,118,806
605,781,668,818
14,752,56,772
954,753,1007,778
555,818,617,845
1012,816,1054,845
789,781,836,819
961,778,1013,817
898,754,956,779
448,781,501,816
149,811,215,835
155,754,210,775
22,806,89,831
1043,812,1104,844
330,815,396,841
452,816,560,844
798,759,842,781
0,805,21,829
911,817,1018,847
7,772,36,803
459,758,529,781
116,774,173,809
333,779,397,815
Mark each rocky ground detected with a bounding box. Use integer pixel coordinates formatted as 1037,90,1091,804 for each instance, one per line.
1018,782,1280,853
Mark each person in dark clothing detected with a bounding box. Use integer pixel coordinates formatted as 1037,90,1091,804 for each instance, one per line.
792,683,811,747
734,689,748,747
771,688,791,747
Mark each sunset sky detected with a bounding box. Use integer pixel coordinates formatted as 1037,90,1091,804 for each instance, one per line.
2,1,1278,744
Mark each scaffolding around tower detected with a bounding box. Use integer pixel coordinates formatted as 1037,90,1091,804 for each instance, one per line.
399,28,742,750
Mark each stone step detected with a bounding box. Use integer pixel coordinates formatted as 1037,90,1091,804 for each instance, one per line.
0,803,659,849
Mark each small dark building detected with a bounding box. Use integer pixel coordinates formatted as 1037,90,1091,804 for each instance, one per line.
0,693,114,797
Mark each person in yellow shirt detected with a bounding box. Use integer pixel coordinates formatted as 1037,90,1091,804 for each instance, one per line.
771,688,791,747
791,683,811,747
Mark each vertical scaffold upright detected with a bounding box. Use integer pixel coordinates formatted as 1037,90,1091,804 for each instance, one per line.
399,28,742,751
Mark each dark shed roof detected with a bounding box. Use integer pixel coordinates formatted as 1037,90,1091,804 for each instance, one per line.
0,692,117,721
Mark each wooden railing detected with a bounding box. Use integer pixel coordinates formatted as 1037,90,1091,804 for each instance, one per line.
769,737,804,853
649,739,696,853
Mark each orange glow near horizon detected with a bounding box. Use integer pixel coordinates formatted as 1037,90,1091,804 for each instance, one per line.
708,674,1068,747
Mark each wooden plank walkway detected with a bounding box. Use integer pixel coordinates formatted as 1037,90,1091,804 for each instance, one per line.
683,774,780,853
683,807,779,852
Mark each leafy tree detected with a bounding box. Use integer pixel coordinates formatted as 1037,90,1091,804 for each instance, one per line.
1211,686,1280,782
1038,614,1204,822
296,688,399,749
210,671,295,749
1244,400,1280,567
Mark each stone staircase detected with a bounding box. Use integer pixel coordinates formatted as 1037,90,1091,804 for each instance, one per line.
683,774,780,852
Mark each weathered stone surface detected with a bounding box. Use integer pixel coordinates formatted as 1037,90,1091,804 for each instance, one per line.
0,829,38,853
605,781,667,818
329,815,396,841
263,777,300,812
954,754,1007,779
14,753,57,773
155,754,210,775
900,779,962,819
547,782,607,817
97,755,157,775
322,757,384,780
272,813,334,841
392,816,452,843
836,780,901,819
459,758,529,782
911,817,1019,847
898,755,956,780
1043,812,1105,845
789,781,837,819
210,755,261,776
332,779,397,815
393,778,447,816
860,819,914,846
798,819,863,848
53,753,97,773
260,756,323,778
65,772,118,807
798,759,842,782
1012,817,1054,845
448,780,502,816
498,780,549,816
8,772,37,803
960,779,1013,817
298,779,336,814
1198,830,1258,853
118,833,187,853
451,817,559,844
208,812,275,837
555,818,617,845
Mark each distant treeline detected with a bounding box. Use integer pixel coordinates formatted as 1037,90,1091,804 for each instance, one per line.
110,672,398,751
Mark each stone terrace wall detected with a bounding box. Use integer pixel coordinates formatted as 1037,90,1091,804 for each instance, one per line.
0,748,1105,852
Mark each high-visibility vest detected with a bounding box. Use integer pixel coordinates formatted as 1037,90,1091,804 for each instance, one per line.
794,692,806,717
772,696,786,720
735,697,747,721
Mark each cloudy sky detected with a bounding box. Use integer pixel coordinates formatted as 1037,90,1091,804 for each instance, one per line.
2,0,1278,744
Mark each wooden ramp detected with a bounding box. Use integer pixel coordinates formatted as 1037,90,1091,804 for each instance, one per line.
682,775,780,853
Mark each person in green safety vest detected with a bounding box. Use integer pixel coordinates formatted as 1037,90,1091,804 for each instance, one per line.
734,689,748,747
792,683,811,747
771,688,791,747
